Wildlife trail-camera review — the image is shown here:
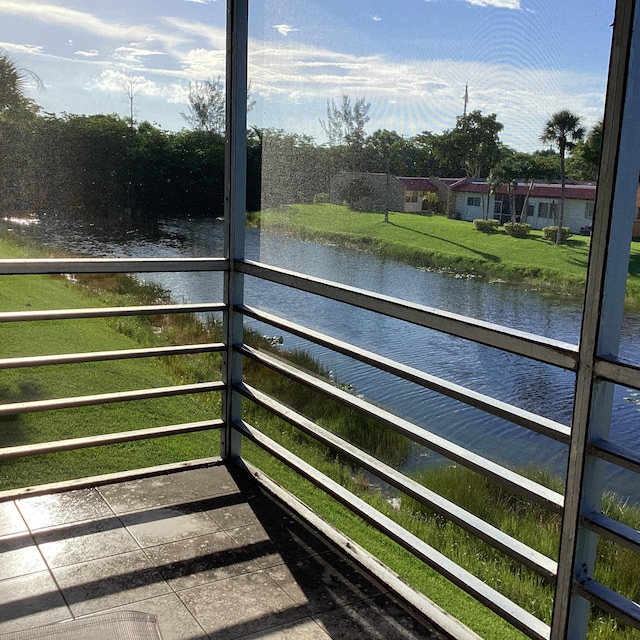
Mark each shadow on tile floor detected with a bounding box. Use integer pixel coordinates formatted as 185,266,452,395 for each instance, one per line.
0,462,451,640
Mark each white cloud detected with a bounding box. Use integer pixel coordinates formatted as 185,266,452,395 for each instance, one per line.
112,45,166,66
93,68,160,96
247,38,605,150
75,49,99,58
0,41,43,55
273,24,298,36
372,15,382,22
464,0,521,8
180,47,226,79
0,1,188,48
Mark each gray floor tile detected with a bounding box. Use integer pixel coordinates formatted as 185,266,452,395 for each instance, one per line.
97,476,190,514
34,517,139,568
178,570,307,640
225,517,331,569
264,550,384,614
121,505,220,548
16,489,112,529
199,496,263,531
97,593,209,640
0,502,27,537
0,571,71,634
169,463,254,500
313,594,445,640
143,530,262,591
53,549,172,617
240,618,332,639
0,533,47,580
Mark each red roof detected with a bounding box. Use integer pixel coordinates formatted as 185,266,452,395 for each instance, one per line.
395,176,596,201
453,180,596,201
396,177,438,192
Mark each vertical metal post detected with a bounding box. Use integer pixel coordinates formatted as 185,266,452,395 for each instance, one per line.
551,1,640,637
221,0,248,460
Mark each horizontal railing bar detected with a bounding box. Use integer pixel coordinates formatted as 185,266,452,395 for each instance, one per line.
238,260,578,371
0,343,224,369
588,438,640,474
594,356,640,389
0,420,224,460
239,305,571,444
0,381,224,416
0,257,228,274
575,579,640,631
0,302,225,323
234,419,550,640
238,344,564,514
0,457,222,502
238,381,558,582
582,511,640,554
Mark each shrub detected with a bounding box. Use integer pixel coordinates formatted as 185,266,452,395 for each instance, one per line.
314,192,330,204
473,218,499,234
421,192,443,215
503,222,531,238
245,210,261,226
542,226,572,243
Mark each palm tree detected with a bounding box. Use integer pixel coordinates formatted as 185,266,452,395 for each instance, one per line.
0,52,41,123
540,110,585,244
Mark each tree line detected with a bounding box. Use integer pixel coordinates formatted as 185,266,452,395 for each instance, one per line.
0,53,602,222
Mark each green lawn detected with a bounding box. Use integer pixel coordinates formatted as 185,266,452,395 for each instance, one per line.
0,250,221,489
260,204,640,306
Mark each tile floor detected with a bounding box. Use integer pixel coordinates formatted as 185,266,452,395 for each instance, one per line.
0,463,450,639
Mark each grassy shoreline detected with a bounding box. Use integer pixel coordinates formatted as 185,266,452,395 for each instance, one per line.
258,204,640,307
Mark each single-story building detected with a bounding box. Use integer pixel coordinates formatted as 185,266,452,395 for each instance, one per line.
449,178,596,234
334,172,640,237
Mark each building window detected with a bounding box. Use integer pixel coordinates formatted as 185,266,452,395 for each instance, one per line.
405,193,418,203
526,204,534,218
585,202,594,219
539,202,558,218
467,196,481,206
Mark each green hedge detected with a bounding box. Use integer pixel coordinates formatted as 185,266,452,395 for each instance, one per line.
504,222,531,238
542,226,571,243
473,218,499,234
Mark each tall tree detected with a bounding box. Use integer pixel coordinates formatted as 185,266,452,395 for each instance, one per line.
567,119,603,181
0,52,41,124
492,151,537,222
319,95,371,172
540,109,585,244
182,77,226,135
320,94,370,148
431,110,504,179
119,73,145,129
365,129,418,175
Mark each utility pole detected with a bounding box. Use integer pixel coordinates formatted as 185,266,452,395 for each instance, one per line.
463,83,469,116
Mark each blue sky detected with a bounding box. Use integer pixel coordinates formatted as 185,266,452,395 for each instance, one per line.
0,0,615,151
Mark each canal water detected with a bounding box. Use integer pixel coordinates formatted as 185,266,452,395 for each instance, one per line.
7,214,640,503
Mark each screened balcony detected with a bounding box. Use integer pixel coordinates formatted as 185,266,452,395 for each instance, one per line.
2,1,640,639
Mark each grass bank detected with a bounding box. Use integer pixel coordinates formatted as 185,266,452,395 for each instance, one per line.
258,204,640,307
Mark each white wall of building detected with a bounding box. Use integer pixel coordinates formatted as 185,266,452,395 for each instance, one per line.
453,192,594,233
